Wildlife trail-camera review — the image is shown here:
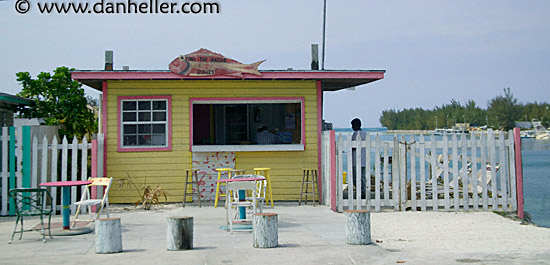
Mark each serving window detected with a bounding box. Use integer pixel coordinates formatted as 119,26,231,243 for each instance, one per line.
191,98,304,152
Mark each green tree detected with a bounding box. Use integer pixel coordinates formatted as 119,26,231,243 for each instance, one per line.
379,109,399,130
486,88,520,130
16,66,97,139
464,100,486,126
378,88,546,130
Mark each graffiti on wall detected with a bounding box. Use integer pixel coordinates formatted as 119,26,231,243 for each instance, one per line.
191,152,236,202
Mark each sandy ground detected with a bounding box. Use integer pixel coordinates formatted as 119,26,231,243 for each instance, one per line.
1,203,549,264
371,211,550,264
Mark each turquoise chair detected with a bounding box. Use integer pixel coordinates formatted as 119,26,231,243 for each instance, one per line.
8,188,53,243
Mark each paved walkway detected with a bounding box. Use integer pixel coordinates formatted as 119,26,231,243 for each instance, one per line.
1,203,549,264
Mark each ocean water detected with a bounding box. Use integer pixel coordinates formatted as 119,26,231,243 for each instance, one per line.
522,139,550,228
332,128,550,227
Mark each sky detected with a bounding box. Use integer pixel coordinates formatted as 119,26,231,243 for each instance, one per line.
1,0,549,128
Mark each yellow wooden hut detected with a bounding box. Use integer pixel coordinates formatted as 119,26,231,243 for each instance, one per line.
72,51,384,204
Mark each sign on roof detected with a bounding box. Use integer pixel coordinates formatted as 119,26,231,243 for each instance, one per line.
168,49,265,77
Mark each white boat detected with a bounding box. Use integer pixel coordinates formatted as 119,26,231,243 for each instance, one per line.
432,128,466,135
532,119,550,140
521,130,535,138
433,128,446,135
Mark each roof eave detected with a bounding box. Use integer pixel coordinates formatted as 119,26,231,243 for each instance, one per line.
0,93,33,106
71,70,385,91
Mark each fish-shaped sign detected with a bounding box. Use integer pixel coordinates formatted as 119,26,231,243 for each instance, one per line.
169,49,265,77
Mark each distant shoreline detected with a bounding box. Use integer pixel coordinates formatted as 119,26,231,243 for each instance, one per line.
386,130,432,135
333,128,491,135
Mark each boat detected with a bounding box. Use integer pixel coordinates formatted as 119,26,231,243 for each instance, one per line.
433,128,446,135
532,119,550,140
521,130,535,138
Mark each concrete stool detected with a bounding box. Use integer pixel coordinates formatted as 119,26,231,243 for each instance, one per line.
252,213,278,248
166,216,193,251
95,218,123,254
299,169,318,206
345,210,371,245
183,169,201,207
254,168,273,207
214,168,232,208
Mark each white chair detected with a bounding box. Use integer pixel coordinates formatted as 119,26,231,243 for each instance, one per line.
72,177,113,227
225,181,257,234
254,180,267,213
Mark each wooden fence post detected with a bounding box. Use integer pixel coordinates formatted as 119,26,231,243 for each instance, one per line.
166,216,193,251
8,127,15,215
513,128,524,219
1,128,7,216
392,135,399,211
22,126,31,188
345,210,371,245
329,130,337,211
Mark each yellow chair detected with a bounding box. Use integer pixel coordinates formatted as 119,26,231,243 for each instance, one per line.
254,168,273,207
214,168,232,208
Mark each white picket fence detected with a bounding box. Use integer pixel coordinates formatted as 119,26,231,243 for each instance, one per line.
322,130,519,212
0,126,104,216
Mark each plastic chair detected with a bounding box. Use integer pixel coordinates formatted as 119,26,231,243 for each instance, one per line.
72,177,113,227
8,188,53,243
247,179,266,213
225,181,257,234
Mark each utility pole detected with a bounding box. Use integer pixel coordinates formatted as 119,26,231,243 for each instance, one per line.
321,0,327,70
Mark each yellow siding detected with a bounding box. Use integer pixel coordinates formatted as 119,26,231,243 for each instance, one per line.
105,80,319,203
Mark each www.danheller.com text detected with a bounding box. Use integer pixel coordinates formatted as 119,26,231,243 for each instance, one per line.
29,0,220,14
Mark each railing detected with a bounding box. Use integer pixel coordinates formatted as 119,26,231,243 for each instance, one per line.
322,130,519,212
0,126,104,216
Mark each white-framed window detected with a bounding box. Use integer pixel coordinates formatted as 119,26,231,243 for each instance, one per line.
118,96,171,152
190,97,305,152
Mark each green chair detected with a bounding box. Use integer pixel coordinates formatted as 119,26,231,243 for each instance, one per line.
8,188,53,243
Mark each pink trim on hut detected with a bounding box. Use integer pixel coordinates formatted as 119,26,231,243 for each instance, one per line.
116,95,172,152
72,71,385,81
316,81,323,203
188,98,194,152
102,81,108,177
189,97,306,149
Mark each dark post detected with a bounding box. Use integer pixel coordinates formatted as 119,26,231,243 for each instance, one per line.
104,51,113,71
311,44,319,70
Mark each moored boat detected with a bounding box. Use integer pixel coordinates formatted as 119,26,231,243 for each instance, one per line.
532,119,550,140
